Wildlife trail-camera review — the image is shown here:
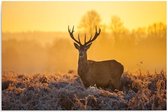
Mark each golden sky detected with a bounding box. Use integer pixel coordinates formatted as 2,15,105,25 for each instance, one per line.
2,1,166,32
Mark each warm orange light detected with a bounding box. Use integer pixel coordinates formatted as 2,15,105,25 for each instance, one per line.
2,1,166,32
2,1,166,74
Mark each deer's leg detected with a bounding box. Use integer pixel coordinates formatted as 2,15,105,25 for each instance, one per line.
112,77,121,90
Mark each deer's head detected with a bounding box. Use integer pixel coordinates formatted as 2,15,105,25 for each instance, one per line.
68,26,101,58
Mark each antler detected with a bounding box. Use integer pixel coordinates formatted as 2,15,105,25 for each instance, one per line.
68,26,82,45
84,26,101,46
68,26,101,46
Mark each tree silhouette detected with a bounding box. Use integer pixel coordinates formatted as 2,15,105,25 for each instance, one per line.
111,16,124,34
131,28,145,46
78,10,101,36
148,22,166,39
110,16,130,48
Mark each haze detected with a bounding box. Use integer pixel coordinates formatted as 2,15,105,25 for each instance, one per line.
2,1,166,74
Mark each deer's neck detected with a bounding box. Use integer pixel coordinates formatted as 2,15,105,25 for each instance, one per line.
78,54,89,76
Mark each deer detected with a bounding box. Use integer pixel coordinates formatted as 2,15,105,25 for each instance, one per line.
68,26,124,90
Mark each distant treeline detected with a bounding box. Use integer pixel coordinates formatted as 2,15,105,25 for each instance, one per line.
2,15,166,73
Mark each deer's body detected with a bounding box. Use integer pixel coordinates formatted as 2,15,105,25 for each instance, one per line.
68,26,124,90
78,54,124,89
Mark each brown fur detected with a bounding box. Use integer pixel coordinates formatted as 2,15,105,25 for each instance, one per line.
78,53,124,90
68,26,124,90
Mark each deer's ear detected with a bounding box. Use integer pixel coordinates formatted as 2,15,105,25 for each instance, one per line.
85,43,92,50
74,43,80,50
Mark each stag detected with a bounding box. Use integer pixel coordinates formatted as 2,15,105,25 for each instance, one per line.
68,26,124,90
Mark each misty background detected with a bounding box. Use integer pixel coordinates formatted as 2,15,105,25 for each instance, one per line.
2,11,166,74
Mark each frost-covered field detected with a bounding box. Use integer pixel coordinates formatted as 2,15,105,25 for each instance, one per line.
2,71,166,110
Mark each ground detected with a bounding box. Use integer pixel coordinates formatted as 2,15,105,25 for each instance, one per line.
2,70,166,110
